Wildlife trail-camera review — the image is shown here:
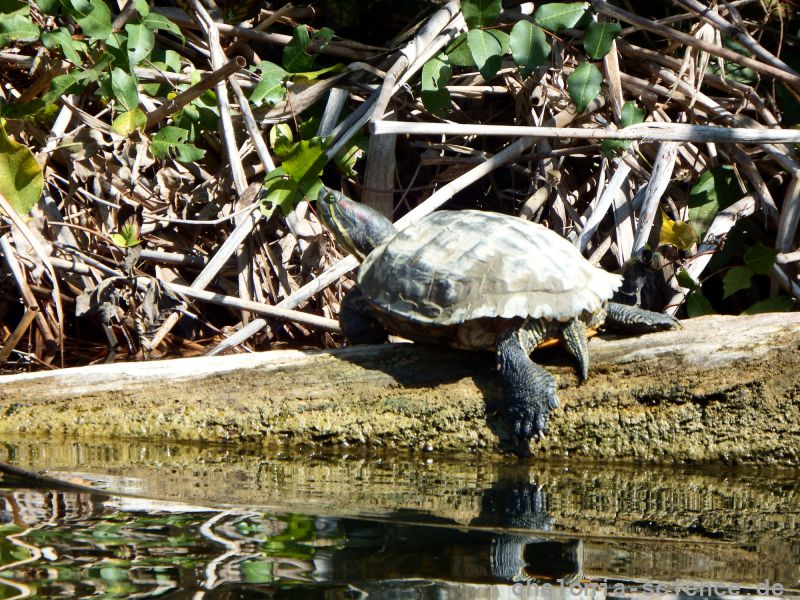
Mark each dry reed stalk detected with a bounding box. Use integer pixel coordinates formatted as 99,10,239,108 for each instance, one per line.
0,307,39,367
371,120,800,143
593,0,800,92
145,56,246,129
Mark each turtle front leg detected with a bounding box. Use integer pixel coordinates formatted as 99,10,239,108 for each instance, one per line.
497,328,558,456
340,287,388,345
604,301,679,333
561,318,589,381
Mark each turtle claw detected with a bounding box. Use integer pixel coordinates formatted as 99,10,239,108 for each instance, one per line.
497,329,559,457
605,302,682,333
504,388,557,457
650,312,681,330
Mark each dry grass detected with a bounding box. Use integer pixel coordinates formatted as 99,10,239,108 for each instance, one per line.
0,0,798,372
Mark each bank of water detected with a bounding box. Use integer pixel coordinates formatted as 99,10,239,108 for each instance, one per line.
0,437,797,598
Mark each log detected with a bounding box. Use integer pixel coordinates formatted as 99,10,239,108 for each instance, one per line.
0,313,798,464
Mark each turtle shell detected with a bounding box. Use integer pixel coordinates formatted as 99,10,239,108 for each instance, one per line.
357,210,622,326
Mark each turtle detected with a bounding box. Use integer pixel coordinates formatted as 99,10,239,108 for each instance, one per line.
317,188,679,454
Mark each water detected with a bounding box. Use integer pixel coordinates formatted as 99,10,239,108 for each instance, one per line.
0,437,797,598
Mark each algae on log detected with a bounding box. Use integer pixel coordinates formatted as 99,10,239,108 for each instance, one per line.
0,313,798,464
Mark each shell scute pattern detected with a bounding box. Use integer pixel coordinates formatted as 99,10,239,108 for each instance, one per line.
358,210,623,326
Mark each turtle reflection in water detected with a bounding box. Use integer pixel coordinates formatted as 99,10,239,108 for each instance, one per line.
317,188,679,454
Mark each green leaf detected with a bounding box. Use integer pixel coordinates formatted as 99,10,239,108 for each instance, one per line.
69,0,112,41
269,123,294,158
0,13,39,46
467,29,503,81
41,27,85,63
282,25,313,73
619,100,645,128
0,0,29,15
421,56,452,117
261,167,293,217
676,269,700,291
41,71,87,105
602,100,645,155
250,62,287,106
249,79,286,107
289,63,343,82
316,27,334,42
534,2,589,32
262,135,329,217
125,23,154,66
722,265,753,298
1,0,24,11
420,87,452,116
111,223,141,247
297,114,320,140
34,0,60,15
103,30,128,65
740,296,794,315
260,167,322,217
253,60,287,79
281,136,330,183
151,126,206,162
510,20,550,76
0,124,44,216
133,0,148,16
583,20,620,60
334,132,367,177
102,27,121,45
487,30,510,54
567,62,602,112
422,55,451,92
686,292,716,318
173,103,200,136
141,49,182,95
161,49,181,72
111,67,139,111
445,33,475,67
111,107,147,136
688,166,746,239
461,0,502,28
743,242,779,275
141,12,183,41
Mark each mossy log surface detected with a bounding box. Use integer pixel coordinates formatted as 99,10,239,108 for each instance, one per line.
1,313,798,464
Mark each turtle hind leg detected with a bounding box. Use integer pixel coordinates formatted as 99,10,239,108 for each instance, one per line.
496,328,558,456
340,287,388,345
604,301,680,334
561,318,590,381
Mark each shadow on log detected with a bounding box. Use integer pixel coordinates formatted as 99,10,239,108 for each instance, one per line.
0,313,798,464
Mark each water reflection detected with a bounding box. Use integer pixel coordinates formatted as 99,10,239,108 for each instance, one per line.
0,476,585,597
0,438,798,598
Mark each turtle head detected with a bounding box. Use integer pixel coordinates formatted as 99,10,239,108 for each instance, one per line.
317,188,396,262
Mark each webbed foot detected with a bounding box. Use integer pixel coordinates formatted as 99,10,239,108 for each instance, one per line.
504,374,558,456
605,301,680,333
497,330,559,457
